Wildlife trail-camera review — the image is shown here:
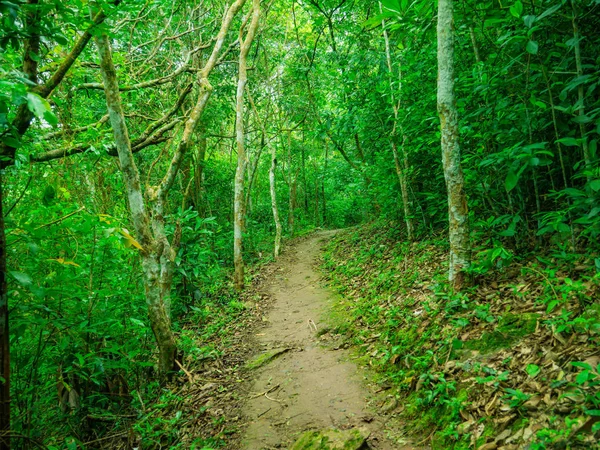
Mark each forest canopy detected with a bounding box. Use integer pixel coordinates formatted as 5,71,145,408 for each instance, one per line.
0,0,598,448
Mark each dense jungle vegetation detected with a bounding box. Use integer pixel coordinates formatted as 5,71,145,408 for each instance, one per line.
0,0,599,448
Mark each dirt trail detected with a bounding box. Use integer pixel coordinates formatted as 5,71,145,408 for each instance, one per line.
240,231,400,449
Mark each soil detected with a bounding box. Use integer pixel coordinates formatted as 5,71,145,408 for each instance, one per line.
239,231,418,449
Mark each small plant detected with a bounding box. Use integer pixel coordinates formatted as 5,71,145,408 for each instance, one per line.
502,388,531,411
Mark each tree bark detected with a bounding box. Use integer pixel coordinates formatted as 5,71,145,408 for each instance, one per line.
381,5,413,240
571,0,591,180
96,34,177,375
269,144,282,257
0,173,10,449
437,0,470,290
96,0,247,371
233,0,261,291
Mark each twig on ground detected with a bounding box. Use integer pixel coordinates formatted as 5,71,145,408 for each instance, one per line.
176,359,194,383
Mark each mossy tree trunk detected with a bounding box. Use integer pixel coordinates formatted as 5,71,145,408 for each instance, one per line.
437,0,471,290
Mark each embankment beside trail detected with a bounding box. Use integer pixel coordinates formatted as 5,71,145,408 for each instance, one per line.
320,221,599,450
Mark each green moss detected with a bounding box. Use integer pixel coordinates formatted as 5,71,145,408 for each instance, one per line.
244,347,290,370
461,313,540,354
497,312,539,335
290,428,369,450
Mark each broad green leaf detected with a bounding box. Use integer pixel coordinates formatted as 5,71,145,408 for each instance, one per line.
505,169,519,192
510,1,523,17
576,370,589,385
26,92,50,119
556,137,579,146
10,271,32,286
523,15,536,28
526,40,539,54
589,180,600,192
526,364,540,378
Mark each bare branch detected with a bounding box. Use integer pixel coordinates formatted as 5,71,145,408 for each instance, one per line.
77,46,210,91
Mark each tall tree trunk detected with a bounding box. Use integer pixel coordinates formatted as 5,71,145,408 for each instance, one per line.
322,140,328,225
0,173,9,450
96,34,176,374
571,0,591,180
437,0,470,290
380,6,413,240
269,144,282,257
95,0,246,372
233,0,261,291
192,130,207,211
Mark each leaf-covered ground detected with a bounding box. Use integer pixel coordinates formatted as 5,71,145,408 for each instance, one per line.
319,222,599,450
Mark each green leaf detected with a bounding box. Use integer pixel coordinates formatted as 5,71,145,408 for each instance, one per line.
546,300,559,313
571,362,593,370
576,370,589,385
537,3,563,21
380,0,401,13
523,15,536,27
505,169,519,192
526,364,540,378
526,40,539,54
10,271,32,286
556,137,579,146
589,180,600,192
510,1,524,18
26,92,50,118
586,409,600,416
1,135,20,148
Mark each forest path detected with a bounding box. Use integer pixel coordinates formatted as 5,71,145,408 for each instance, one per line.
240,231,408,449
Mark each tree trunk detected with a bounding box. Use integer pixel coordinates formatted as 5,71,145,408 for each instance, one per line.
571,0,591,180
233,0,261,291
270,144,282,257
380,6,413,240
96,34,177,374
437,0,470,290
0,173,10,450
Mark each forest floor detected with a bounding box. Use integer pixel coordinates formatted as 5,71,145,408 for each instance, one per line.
238,231,420,449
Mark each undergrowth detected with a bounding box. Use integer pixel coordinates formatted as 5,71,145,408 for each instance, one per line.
320,221,599,449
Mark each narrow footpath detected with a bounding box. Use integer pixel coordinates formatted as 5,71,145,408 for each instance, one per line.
240,231,411,449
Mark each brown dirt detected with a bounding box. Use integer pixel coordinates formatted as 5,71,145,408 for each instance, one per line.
239,231,412,449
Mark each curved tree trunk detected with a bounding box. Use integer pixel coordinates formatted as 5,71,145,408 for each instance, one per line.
96,34,176,374
95,0,246,372
437,0,471,291
233,0,261,291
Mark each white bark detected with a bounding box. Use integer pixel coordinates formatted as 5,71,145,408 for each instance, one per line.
95,0,248,373
95,34,176,374
234,0,261,291
270,144,282,257
437,0,470,290
380,4,413,240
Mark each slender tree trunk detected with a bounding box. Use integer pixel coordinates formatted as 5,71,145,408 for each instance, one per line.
437,0,470,290
233,0,261,291
0,173,9,450
571,0,591,179
301,144,309,213
322,141,328,225
289,170,298,236
381,7,413,240
192,132,207,211
269,144,282,257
